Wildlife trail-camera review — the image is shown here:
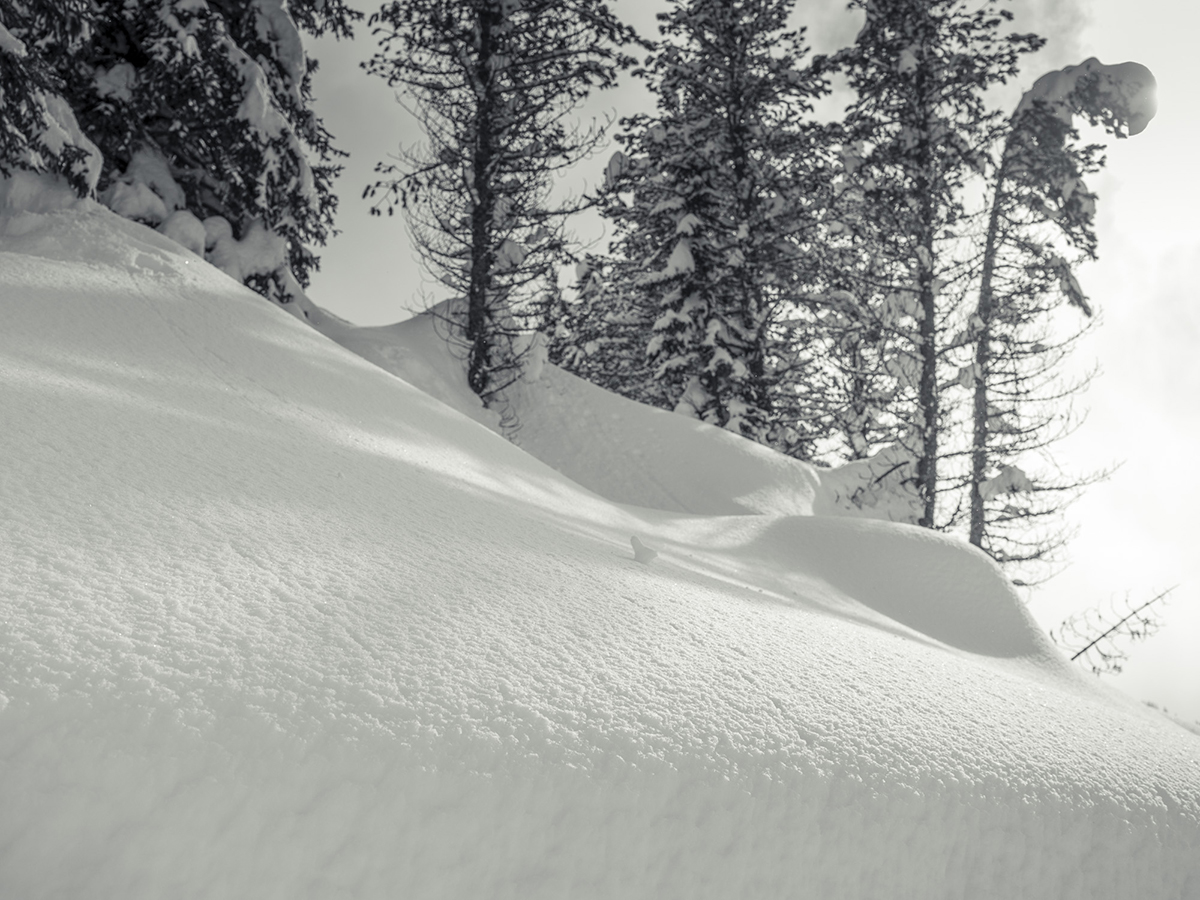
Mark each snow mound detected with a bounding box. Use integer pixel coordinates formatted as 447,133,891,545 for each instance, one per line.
316,306,920,521
2,206,1199,899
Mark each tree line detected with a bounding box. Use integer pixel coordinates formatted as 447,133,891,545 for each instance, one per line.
1,0,1156,588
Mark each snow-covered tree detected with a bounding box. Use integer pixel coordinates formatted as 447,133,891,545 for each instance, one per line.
560,0,829,451
966,58,1156,574
0,1,100,196
365,0,636,403
825,0,1043,527
0,0,358,308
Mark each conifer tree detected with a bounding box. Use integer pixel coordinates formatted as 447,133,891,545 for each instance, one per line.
967,58,1156,574
365,0,636,403
0,1,100,195
1,0,358,307
562,0,829,451
826,0,1042,527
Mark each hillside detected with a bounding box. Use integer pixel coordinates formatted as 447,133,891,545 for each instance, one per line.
2,201,1198,899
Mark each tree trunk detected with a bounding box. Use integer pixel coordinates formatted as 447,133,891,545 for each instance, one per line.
969,159,1008,546
913,29,939,530
466,2,502,397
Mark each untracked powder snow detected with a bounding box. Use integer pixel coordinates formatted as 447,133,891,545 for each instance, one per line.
1,201,1199,899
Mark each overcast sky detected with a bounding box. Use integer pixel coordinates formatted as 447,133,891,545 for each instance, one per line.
302,0,1200,723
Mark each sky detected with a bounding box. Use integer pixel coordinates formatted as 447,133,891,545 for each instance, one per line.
301,0,1200,720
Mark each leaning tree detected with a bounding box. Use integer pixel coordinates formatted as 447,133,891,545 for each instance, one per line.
824,0,1044,528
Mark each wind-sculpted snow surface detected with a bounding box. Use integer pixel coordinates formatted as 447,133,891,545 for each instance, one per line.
2,206,1199,899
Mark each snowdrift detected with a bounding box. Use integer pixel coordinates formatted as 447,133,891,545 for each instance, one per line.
2,204,1199,899
316,308,821,517
315,308,920,522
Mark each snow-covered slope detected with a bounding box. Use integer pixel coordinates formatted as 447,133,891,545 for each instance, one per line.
2,204,1199,899
314,308,822,517
314,308,920,522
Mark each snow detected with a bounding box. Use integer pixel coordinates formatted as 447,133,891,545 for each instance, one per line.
100,148,190,226
603,150,629,189
638,237,695,284
34,94,104,193
980,464,1035,501
2,204,1200,898
203,215,287,282
1018,58,1158,135
0,170,90,215
251,0,308,107
159,208,207,256
93,61,137,101
0,20,27,57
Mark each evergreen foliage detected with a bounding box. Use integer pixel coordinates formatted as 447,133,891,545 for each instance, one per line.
0,0,358,304
967,58,1156,577
552,0,829,453
0,1,97,194
823,0,1043,528
365,0,637,403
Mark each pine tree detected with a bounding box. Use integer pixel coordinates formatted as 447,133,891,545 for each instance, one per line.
967,58,1156,575
826,0,1042,528
364,0,636,403
0,1,100,195
564,0,829,451
1,0,358,307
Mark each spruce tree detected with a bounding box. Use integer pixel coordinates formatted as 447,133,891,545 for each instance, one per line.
826,0,1042,528
564,0,829,451
1,0,358,307
365,0,636,403
0,1,99,195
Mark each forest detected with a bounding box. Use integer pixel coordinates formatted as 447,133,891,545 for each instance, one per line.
0,0,1158,599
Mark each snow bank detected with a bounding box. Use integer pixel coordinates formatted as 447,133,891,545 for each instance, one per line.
2,206,1199,899
314,306,920,521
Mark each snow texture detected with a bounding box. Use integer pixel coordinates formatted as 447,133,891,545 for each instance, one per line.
2,206,1200,899
100,148,188,226
0,20,27,57
203,215,287,282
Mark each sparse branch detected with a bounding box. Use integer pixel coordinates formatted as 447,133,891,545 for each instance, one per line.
1053,588,1174,675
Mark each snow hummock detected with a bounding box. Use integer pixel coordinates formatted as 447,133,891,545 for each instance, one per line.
101,147,189,225
202,215,287,282
2,205,1199,898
